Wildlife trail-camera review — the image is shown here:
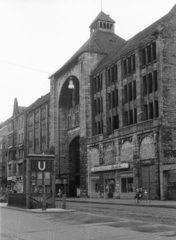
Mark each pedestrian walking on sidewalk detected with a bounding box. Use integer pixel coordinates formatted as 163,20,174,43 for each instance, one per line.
143,189,149,202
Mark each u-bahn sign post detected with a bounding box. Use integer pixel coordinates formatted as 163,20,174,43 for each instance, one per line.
26,154,55,209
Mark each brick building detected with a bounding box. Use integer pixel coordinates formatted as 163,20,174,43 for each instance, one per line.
49,5,176,200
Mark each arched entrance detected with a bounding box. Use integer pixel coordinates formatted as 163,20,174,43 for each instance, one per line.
69,136,80,197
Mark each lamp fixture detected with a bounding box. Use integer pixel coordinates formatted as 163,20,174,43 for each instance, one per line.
68,77,74,89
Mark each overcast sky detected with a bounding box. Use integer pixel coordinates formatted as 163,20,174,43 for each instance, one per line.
0,0,175,123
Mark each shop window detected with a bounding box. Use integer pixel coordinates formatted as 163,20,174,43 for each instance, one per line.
121,177,134,193
105,179,115,198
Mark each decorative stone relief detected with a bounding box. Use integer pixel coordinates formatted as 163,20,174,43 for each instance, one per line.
140,136,155,160
121,141,133,162
103,142,115,165
114,139,120,163
88,147,100,168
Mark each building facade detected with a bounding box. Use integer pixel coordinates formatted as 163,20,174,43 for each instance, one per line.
49,6,176,200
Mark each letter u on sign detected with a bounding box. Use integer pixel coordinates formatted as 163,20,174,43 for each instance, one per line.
38,161,46,171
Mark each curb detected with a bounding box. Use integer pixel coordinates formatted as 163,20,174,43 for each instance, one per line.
66,199,176,209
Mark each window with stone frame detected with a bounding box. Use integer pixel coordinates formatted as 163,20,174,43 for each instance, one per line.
143,100,159,121
123,80,136,103
93,73,103,93
123,54,136,76
107,64,118,84
142,71,158,96
141,41,157,66
123,108,137,127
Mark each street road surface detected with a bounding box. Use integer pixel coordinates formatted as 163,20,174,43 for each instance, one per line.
1,202,176,240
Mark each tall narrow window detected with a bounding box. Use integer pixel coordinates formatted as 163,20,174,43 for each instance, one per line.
114,64,118,81
128,57,131,73
124,111,128,126
149,102,154,119
98,98,101,114
129,82,132,101
101,96,103,113
133,81,136,99
113,115,119,130
143,76,147,95
94,99,97,115
144,104,148,120
152,42,156,60
147,45,152,63
108,92,111,109
123,59,127,75
154,71,158,91
108,68,111,84
134,108,137,123
124,85,128,103
132,54,136,71
142,48,146,65
112,90,116,108
129,109,133,125
116,89,118,106
155,100,159,117
148,73,153,93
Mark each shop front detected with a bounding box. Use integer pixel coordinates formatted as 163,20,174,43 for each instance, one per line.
90,163,130,199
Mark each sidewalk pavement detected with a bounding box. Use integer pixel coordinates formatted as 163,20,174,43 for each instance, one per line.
66,197,176,209
0,202,76,213
1,197,176,213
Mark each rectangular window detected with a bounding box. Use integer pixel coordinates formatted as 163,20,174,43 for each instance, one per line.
132,54,136,71
129,82,132,101
112,90,116,108
148,73,153,93
94,99,97,115
116,89,118,106
142,48,146,65
98,98,101,114
149,102,154,119
121,177,134,193
154,70,158,91
124,85,127,103
114,64,118,81
147,45,152,63
94,122,97,135
128,57,131,73
101,96,103,113
134,108,137,123
155,100,159,117
98,121,101,134
123,59,127,75
133,81,136,99
124,111,128,126
144,104,148,120
108,68,111,83
108,92,111,109
129,109,133,125
152,42,156,60
113,115,119,130
111,66,115,82
108,117,112,133
143,76,147,95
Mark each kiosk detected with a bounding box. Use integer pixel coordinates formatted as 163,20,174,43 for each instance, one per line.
26,154,55,209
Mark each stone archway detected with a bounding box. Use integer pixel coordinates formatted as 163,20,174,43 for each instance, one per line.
69,136,80,197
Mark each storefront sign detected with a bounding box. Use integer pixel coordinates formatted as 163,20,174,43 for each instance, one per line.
91,163,128,172
55,178,68,184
